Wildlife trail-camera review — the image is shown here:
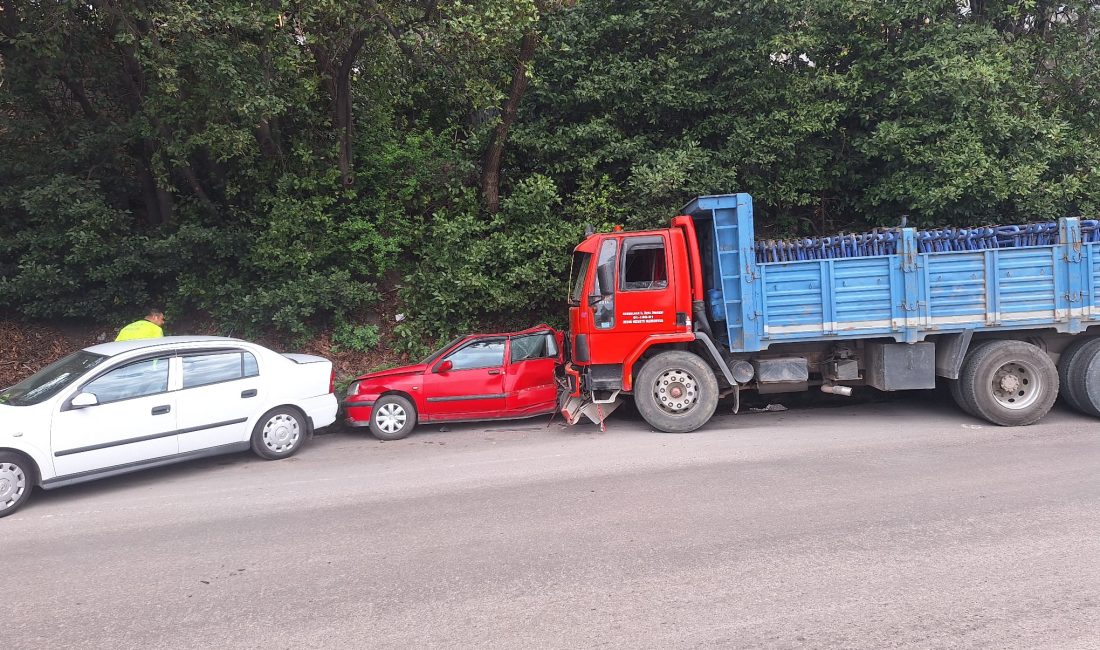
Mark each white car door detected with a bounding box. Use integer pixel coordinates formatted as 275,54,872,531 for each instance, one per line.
175,350,262,453
51,355,178,477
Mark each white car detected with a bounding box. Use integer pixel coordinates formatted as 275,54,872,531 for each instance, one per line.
0,336,338,517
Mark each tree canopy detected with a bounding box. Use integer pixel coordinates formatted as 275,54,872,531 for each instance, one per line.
2,0,1098,353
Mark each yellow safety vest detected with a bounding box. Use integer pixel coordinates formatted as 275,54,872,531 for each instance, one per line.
115,319,164,341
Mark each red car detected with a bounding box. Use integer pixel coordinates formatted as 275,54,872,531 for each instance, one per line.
344,325,563,440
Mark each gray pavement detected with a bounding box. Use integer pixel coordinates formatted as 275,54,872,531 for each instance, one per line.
3,397,1099,649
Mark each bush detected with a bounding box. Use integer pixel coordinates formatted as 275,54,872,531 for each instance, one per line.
394,175,577,356
332,323,382,352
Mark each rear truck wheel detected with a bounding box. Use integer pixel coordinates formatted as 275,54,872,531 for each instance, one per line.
0,452,35,518
633,351,719,433
957,340,1058,426
368,395,417,441
251,407,307,460
949,340,997,417
1059,339,1100,417
1057,338,1100,414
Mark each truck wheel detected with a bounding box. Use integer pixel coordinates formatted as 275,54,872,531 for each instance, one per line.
1057,338,1100,414
1060,339,1100,417
957,340,1058,426
633,351,718,433
0,452,35,518
368,395,417,441
949,340,997,417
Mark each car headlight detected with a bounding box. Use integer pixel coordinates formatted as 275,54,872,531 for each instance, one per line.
346,382,360,398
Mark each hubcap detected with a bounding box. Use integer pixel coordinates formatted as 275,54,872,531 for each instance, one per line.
990,361,1042,410
262,414,301,452
375,403,407,434
653,369,699,415
0,462,27,510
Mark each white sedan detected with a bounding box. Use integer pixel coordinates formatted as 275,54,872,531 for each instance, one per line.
0,336,338,517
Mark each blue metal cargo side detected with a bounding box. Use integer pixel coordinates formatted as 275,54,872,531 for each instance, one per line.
684,193,1091,353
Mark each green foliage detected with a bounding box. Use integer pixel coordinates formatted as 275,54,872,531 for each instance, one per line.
394,176,576,356
332,323,382,352
2,0,1099,347
513,0,1100,235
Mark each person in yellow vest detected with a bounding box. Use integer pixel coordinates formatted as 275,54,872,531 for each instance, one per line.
115,308,166,341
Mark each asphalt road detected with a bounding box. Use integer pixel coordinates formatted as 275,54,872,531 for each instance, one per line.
3,396,1099,649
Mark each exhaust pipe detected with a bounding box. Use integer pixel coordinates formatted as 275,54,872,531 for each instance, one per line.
820,384,853,396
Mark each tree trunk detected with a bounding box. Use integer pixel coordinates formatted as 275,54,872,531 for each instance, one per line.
482,28,538,215
336,30,367,188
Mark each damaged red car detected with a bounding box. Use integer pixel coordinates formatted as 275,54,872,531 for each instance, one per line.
344,325,563,440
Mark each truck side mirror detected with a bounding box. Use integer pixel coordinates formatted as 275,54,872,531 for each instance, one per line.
596,264,615,296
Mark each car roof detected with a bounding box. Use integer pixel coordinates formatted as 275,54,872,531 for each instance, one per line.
470,324,556,339
85,336,248,357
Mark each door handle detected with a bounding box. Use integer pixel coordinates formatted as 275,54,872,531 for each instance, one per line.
487,369,502,375
241,389,258,398
151,405,171,415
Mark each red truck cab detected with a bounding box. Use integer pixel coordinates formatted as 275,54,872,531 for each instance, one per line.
564,218,709,418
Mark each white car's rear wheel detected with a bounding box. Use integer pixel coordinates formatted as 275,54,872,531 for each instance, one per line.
0,452,35,518
251,407,307,460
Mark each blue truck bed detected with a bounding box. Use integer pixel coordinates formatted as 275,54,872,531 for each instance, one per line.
684,193,1095,353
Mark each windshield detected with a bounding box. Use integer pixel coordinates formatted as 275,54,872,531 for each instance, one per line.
0,351,108,407
568,252,592,305
419,337,465,365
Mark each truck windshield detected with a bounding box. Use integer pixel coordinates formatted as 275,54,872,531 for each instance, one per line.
568,252,592,305
0,350,108,407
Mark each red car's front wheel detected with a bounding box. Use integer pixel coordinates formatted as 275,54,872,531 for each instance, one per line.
369,395,417,441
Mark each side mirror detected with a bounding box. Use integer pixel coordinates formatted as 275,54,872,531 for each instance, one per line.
437,360,454,373
596,264,615,296
71,392,99,408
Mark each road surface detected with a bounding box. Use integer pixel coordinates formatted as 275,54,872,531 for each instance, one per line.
3,397,1099,649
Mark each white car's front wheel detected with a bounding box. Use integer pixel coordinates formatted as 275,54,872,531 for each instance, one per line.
251,407,308,460
0,452,35,518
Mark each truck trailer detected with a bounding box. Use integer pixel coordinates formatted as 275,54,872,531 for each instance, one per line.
561,193,1100,432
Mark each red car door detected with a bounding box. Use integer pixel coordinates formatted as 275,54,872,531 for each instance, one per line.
504,331,561,416
421,338,507,419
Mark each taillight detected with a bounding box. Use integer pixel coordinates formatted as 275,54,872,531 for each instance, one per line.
329,369,335,394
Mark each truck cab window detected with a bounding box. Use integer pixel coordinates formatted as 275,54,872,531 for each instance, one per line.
621,237,667,291
568,252,592,305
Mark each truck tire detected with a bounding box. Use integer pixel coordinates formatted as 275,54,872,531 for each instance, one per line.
949,340,998,417
633,351,718,433
957,340,1058,426
1057,338,1100,414
1059,338,1100,417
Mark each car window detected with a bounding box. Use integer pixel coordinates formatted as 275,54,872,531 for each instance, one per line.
182,352,253,389
446,340,505,370
83,358,170,404
510,334,556,363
